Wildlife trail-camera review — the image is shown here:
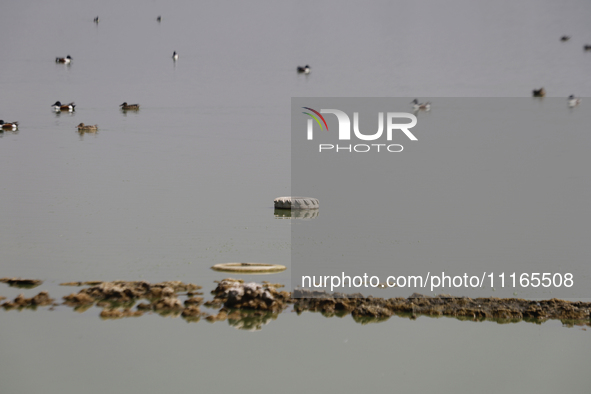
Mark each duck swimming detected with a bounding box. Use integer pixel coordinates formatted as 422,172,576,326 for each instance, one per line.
567,95,581,108
532,88,546,97
0,120,18,130
77,123,98,131
120,102,140,110
411,99,431,111
52,101,76,111
55,55,72,64
297,65,311,74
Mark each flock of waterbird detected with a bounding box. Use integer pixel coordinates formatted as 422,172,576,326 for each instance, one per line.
46,100,139,133
296,64,431,113
1,24,587,133
531,35,589,107
296,34,589,114
1,16,167,133
297,36,591,112
561,34,591,52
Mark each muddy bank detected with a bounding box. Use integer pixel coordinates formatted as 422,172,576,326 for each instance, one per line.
1,278,589,330
210,279,290,312
0,278,43,289
62,280,207,320
1,292,54,310
293,290,591,325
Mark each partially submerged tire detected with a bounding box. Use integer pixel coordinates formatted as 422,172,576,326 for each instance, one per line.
274,196,319,210
211,262,287,273
274,208,319,219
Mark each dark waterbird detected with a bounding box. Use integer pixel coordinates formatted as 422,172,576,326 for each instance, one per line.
55,55,72,64
532,88,545,97
52,101,76,111
297,65,311,74
120,102,140,110
568,95,581,108
77,123,98,131
411,99,431,111
0,120,18,130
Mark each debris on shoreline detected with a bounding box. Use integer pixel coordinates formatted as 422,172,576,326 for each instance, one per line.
64,280,201,302
1,291,54,310
210,279,291,312
1,279,589,330
60,281,103,286
62,280,206,319
293,290,591,324
0,278,43,289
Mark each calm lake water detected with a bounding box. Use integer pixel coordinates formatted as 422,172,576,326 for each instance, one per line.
1,0,590,393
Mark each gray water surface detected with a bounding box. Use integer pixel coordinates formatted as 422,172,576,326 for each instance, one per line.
1,0,590,393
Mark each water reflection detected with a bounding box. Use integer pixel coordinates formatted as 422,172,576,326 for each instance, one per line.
274,208,319,220
53,110,76,118
226,310,278,331
120,106,140,117
120,109,140,115
3,284,590,331
3,296,589,330
296,308,591,329
77,129,98,139
0,129,19,137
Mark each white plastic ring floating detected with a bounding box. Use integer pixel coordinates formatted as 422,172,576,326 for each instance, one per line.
211,262,287,273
